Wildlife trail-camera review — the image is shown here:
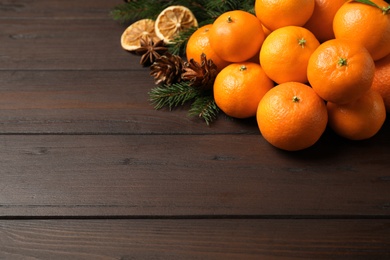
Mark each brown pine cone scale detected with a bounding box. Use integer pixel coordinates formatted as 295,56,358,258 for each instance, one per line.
150,53,184,85
182,53,218,91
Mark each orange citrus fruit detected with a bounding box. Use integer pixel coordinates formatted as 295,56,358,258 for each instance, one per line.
120,19,160,51
371,54,390,112
209,10,265,63
213,62,274,119
250,25,271,64
262,24,272,38
333,0,390,61
307,39,375,104
303,0,346,43
255,0,315,31
257,82,328,151
327,89,386,140
186,24,230,71
155,5,198,44
259,26,320,84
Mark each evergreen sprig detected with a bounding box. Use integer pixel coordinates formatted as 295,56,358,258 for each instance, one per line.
110,1,169,24
167,27,198,56
205,0,255,19
149,82,220,125
189,94,220,125
111,0,255,25
149,82,200,110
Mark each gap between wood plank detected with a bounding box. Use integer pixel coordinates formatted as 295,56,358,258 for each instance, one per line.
1,215,390,221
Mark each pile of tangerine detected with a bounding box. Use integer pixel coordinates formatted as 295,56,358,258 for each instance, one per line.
122,0,390,151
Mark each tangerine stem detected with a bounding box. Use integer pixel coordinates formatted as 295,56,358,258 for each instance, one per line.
292,96,300,102
338,57,348,67
298,38,306,48
227,16,233,23
240,65,247,71
383,5,390,14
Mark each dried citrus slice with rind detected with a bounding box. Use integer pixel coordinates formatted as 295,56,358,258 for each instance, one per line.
155,5,198,44
121,19,161,51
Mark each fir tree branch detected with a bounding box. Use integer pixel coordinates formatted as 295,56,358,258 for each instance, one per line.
149,82,200,110
204,0,239,14
110,1,171,24
242,1,256,15
171,0,212,22
189,94,220,125
205,0,255,19
167,27,198,56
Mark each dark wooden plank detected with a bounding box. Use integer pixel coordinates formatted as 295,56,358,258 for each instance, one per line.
0,19,134,70
0,70,387,135
0,0,122,19
0,133,389,217
0,70,259,134
0,219,389,259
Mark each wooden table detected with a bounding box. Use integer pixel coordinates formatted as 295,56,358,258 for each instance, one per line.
1,1,389,258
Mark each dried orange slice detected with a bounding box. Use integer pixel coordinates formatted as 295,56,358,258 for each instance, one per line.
155,5,198,44
120,19,161,51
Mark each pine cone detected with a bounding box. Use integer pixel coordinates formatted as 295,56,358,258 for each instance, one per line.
150,53,184,85
181,53,218,91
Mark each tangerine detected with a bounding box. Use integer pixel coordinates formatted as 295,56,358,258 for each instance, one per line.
333,0,390,61
257,82,328,151
327,89,386,140
262,24,272,38
307,39,375,104
213,62,274,119
209,10,265,63
259,26,320,84
303,0,345,43
255,0,315,31
371,54,390,112
186,24,230,71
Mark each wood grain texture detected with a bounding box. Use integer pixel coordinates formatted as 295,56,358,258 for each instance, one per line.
0,0,121,19
0,134,389,217
0,0,129,70
1,219,389,259
0,70,259,134
0,19,132,70
1,0,390,257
